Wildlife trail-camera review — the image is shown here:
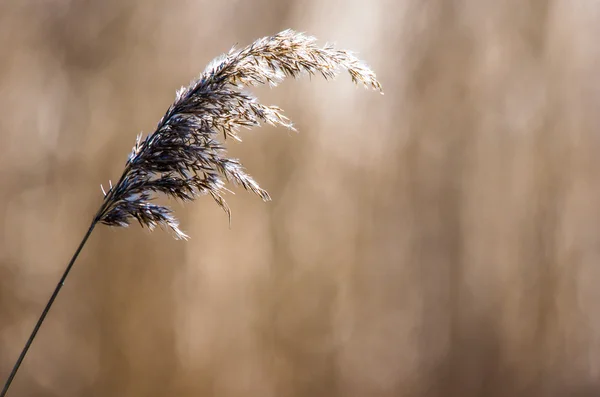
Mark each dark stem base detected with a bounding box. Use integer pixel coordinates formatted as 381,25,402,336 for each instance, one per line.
0,220,97,397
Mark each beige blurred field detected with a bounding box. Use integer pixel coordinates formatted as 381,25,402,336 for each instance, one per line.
2,1,600,396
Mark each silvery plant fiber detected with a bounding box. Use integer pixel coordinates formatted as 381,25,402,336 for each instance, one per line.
96,29,383,239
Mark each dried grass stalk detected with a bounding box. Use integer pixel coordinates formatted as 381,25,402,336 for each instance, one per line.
0,29,382,397
95,29,383,239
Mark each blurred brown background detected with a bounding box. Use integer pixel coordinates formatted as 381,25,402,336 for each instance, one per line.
1,0,600,396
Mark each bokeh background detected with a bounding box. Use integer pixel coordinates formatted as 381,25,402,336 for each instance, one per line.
2,1,600,396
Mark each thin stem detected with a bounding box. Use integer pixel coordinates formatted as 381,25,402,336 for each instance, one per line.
0,219,98,397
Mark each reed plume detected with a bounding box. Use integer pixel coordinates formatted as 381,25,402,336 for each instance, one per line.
0,29,382,396
97,29,382,239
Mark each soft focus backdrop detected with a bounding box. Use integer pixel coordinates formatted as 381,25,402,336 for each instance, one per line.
2,1,600,396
